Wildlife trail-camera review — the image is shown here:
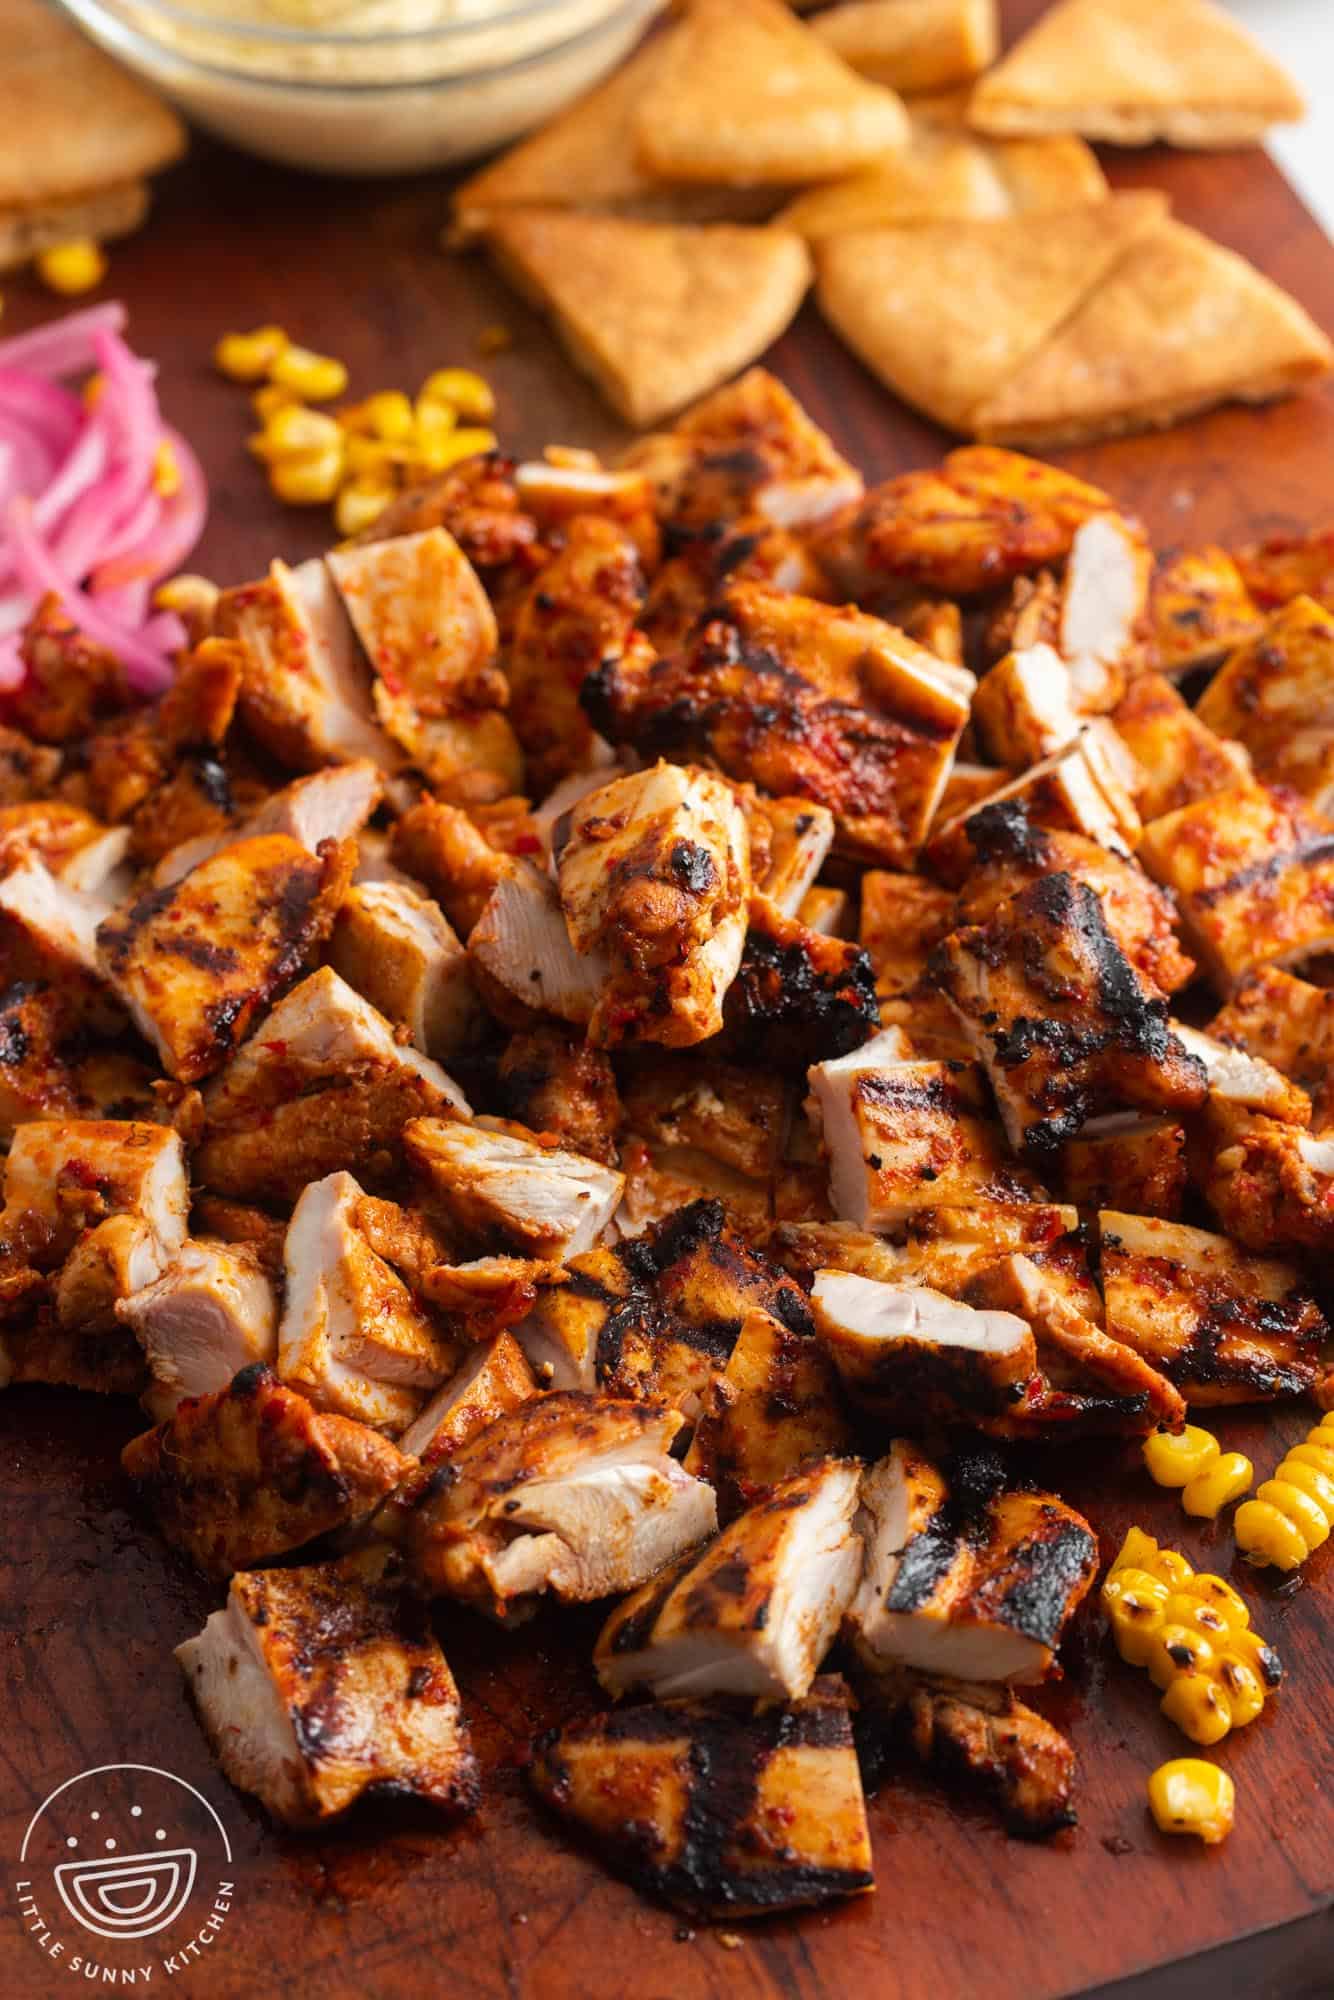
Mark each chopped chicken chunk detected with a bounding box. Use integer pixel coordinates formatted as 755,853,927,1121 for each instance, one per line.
755,797,836,917
1209,965,1334,1128
846,1441,1096,1684
1111,673,1250,821
874,1675,1078,1836
926,738,1140,881
390,796,515,938
1171,1022,1310,1125
1053,511,1152,711
1060,1114,1188,1219
498,1025,622,1165
118,1238,278,1421
1147,544,1262,677
121,1363,409,1576
330,879,481,1060
404,1117,624,1260
154,759,382,888
397,1329,538,1465
529,1676,872,1918
176,1547,478,1826
971,643,1082,769
724,894,879,1068
859,871,956,998
812,1271,1038,1425
469,860,613,1028
621,1055,787,1182
386,1391,717,1620
1098,1211,1326,1404
0,855,121,1028
1196,596,1334,811
1195,1101,1334,1256
513,458,660,571
279,1171,460,1434
683,1305,853,1520
596,1459,863,1700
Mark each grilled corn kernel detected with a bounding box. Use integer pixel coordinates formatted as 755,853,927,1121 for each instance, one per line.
334,477,395,538
269,345,349,402
252,384,300,423
152,440,181,498
1236,1413,1334,1570
411,425,496,477
1102,1529,1279,1743
259,406,345,458
215,325,290,382
343,434,406,477
153,574,219,627
1147,1760,1235,1845
414,396,457,441
36,238,107,296
363,390,416,441
1144,1425,1220,1489
269,447,344,506
420,367,495,422
1182,1451,1254,1520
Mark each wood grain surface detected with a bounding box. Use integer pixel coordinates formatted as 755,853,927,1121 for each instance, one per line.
3,4,1334,1995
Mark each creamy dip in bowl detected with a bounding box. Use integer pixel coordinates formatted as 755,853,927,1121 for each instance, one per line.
57,0,663,174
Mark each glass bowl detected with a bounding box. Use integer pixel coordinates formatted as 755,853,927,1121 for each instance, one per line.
56,0,663,176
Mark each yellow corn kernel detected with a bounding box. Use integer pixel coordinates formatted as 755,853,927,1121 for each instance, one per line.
1109,1526,1161,1576
1215,1654,1266,1730
269,345,348,402
420,367,495,422
152,440,181,499
153,574,219,624
343,434,406,477
410,425,496,477
269,447,344,506
1235,1413,1334,1570
1187,1574,1250,1629
260,406,344,459
414,396,457,441
334,477,395,538
1159,1674,1233,1746
37,238,107,296
1147,1760,1235,1845
1102,1569,1170,1667
215,325,290,382
362,390,416,442
1182,1451,1253,1520
1144,1425,1220,1489
252,383,300,423
1148,1623,1217,1692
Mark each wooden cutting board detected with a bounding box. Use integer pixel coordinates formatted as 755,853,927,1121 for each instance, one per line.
2,5,1334,1996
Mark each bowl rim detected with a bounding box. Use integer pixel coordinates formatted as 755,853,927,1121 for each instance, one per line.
58,0,655,88
63,0,621,49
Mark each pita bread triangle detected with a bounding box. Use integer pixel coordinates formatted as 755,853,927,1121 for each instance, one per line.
635,0,912,186
485,209,813,428
973,220,1334,447
969,0,1304,147
814,190,1166,432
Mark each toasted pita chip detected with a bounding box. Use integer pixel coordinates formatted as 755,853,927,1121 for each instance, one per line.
0,0,184,209
973,221,1334,447
814,0,998,94
0,181,148,276
486,210,813,427
449,33,781,241
815,192,1165,432
969,0,1303,147
636,0,910,186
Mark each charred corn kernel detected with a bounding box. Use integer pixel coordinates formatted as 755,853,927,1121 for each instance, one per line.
1102,1529,1279,1744
269,345,348,402
420,367,495,422
36,238,107,296
269,447,344,506
258,405,344,458
152,440,181,498
1182,1450,1253,1520
343,434,406,477
1144,1425,1220,1489
215,325,290,381
1236,1412,1334,1570
1147,1760,1235,1845
251,383,300,423
333,476,394,538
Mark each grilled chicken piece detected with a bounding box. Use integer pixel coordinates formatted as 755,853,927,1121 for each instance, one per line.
851,1203,1101,1324
817,447,1112,599
1195,1100,1334,1256
1196,597,1334,813
153,758,382,889
121,1363,409,1576
616,1136,772,1239
1060,1115,1188,1219
859,871,956,997
933,874,1206,1163
1147,544,1263,678
513,457,660,572
0,799,129,888
724,894,879,1068
621,366,862,534
925,738,1140,881
648,1196,813,1339
117,1238,278,1421
0,854,122,1029
469,860,613,1028
0,981,87,1139
1171,1022,1310,1125
511,1243,708,1406
808,1038,1040,1227
0,722,60,800
812,1271,1039,1425
1112,673,1250,821
846,1440,1097,1683
1138,783,1334,990
12,596,129,742
596,1460,863,1701
190,1197,287,1276
387,1391,716,1619
404,1117,624,1260
97,833,354,1083
389,796,514,939
621,1055,787,1182
886,1677,1078,1836
1209,965,1334,1129
1234,525,1334,612
1049,511,1152,711
641,520,832,657
176,1547,478,1827
397,1329,538,1464
1098,1211,1326,1404
279,1171,459,1434
684,1306,854,1519
506,514,651,789
971,644,1082,769
498,1025,622,1165
584,584,974,867
196,968,470,1203
345,450,540,583
217,556,398,770
529,1676,873,1918
950,803,1194,996
799,885,850,935
554,762,750,1048
329,880,481,1061
755,796,836,918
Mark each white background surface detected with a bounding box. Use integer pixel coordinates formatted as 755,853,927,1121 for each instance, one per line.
1225,2,1334,230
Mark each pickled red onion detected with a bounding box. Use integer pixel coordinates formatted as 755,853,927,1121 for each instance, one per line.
0,303,206,696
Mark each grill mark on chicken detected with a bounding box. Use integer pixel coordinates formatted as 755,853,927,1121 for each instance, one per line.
1193,829,1334,906
724,902,879,1067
